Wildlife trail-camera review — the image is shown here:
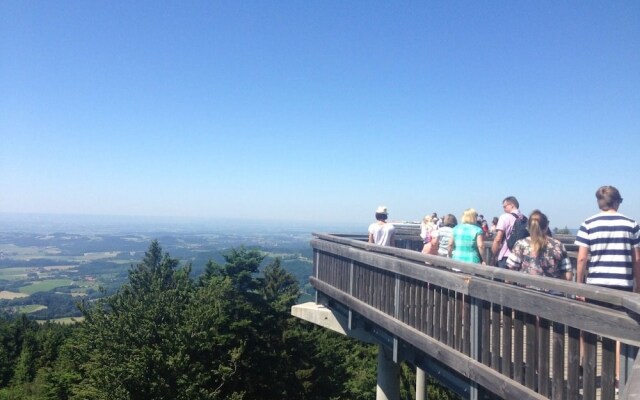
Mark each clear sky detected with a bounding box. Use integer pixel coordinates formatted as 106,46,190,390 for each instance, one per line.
1,1,639,230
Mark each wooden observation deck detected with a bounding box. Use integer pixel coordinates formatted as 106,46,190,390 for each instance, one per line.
292,225,640,400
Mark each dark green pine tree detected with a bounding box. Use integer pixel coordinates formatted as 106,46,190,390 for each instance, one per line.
62,240,206,400
0,318,15,387
261,258,299,313
38,240,448,400
34,322,74,371
199,250,304,399
0,314,40,388
252,257,304,398
200,246,264,293
10,332,38,385
57,241,299,400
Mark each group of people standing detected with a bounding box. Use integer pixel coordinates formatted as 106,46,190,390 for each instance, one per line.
419,210,486,264
491,196,573,285
368,186,640,298
490,188,640,298
369,186,640,387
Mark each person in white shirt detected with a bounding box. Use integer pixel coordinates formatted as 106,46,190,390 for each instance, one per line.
368,206,395,246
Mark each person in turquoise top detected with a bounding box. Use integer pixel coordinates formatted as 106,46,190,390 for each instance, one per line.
450,208,486,264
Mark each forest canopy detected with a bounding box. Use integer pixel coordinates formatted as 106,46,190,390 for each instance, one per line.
0,241,457,400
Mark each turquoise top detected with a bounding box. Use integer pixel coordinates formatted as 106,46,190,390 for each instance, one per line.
451,223,483,264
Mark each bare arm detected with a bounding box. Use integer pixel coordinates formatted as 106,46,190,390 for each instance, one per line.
491,230,504,257
430,235,439,253
476,234,485,264
576,246,589,284
368,233,374,244
633,247,640,293
448,236,454,257
565,270,573,281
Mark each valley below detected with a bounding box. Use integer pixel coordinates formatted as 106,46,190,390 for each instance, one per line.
0,221,318,321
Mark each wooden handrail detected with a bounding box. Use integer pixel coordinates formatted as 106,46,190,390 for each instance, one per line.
313,232,636,309
310,232,640,400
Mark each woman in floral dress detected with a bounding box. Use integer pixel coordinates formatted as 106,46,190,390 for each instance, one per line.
506,210,573,289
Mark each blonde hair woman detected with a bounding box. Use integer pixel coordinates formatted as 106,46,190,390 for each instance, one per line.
420,215,437,255
450,208,485,264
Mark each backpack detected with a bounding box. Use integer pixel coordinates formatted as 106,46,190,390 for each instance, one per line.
506,213,529,250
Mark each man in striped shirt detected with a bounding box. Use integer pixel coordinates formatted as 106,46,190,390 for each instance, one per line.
575,186,640,387
575,185,640,291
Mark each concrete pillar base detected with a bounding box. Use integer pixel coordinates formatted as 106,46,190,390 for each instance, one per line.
376,344,400,400
416,366,427,400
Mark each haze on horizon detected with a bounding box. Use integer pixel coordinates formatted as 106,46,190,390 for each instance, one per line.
2,2,639,230
0,212,367,236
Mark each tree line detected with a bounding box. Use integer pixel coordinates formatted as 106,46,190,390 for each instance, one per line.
0,241,457,400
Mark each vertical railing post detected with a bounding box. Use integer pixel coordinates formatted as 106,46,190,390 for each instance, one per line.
314,249,319,304
372,272,401,400
393,273,400,362
469,297,480,400
620,343,638,397
349,260,355,330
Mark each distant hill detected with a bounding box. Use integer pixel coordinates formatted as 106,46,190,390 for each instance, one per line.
0,212,365,235
0,222,319,319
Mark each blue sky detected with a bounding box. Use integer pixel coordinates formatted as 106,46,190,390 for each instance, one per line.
1,1,639,229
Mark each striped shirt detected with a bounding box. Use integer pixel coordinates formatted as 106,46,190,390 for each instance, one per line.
575,212,640,288
436,226,453,257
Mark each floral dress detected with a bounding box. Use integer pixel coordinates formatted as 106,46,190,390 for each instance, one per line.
506,236,571,289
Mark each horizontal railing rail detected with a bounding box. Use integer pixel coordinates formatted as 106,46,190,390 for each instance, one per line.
310,232,640,400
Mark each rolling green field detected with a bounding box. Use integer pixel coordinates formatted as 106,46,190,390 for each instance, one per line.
37,316,85,324
0,267,30,281
13,304,47,313
19,279,74,295
1,228,314,321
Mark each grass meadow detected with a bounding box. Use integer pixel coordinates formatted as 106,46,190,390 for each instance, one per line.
19,279,74,295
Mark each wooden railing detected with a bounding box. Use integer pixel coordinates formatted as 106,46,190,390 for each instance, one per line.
310,231,640,400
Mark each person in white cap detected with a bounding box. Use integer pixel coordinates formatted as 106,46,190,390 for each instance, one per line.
368,206,396,246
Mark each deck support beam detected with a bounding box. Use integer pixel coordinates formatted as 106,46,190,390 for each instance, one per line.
377,344,400,400
416,367,427,400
